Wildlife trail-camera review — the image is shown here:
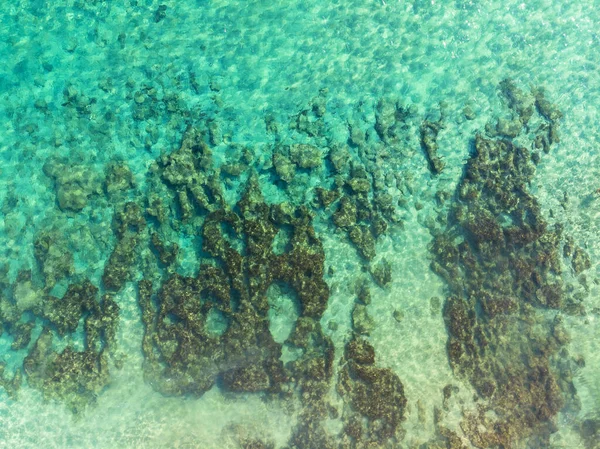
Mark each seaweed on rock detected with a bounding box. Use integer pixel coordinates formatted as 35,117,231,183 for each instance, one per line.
24,328,110,414
2,97,415,434
34,228,75,290
0,261,119,410
43,158,103,212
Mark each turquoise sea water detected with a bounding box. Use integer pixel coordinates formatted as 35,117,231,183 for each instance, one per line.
1,1,600,448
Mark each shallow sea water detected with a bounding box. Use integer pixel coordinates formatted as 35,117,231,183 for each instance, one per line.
0,1,599,448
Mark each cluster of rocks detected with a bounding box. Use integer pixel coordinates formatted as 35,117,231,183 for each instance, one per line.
43,158,103,212
266,91,417,274
138,173,332,397
0,271,118,413
0,157,143,411
134,125,408,447
4,72,588,449
430,80,588,448
337,338,407,445
9,83,417,442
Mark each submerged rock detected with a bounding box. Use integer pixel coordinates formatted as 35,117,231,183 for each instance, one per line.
104,161,135,196
138,175,330,398
24,328,110,414
222,364,271,392
290,144,323,169
430,84,578,448
420,120,445,175
43,158,102,211
273,151,295,183
338,337,407,442
370,258,392,288
103,202,146,291
34,229,75,289
352,303,374,335
333,196,357,229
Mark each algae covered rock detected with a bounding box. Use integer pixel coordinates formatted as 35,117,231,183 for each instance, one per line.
533,87,563,122
138,176,331,399
104,161,135,196
571,246,591,275
338,337,407,442
19,278,117,413
371,258,392,287
43,158,102,211
314,187,340,208
34,229,75,289
290,144,323,169
150,232,179,266
420,120,445,174
222,364,271,392
9,321,35,350
352,303,374,335
332,196,357,228
348,225,376,261
273,152,295,183
328,145,351,173
24,328,110,413
495,116,523,138
103,202,146,291
347,176,370,194
430,84,576,448
345,337,375,365
499,78,534,124
375,97,411,143
42,281,98,336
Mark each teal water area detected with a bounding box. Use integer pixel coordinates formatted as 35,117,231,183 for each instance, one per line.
1,1,600,448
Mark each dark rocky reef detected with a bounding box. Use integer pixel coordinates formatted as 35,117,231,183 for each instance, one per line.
420,119,445,174
138,168,332,399
337,338,407,445
430,82,587,448
43,158,103,212
24,328,110,414
102,201,146,291
0,278,120,412
136,125,407,448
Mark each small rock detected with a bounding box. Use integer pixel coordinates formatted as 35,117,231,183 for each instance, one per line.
393,309,404,323
352,304,374,335
463,105,476,120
